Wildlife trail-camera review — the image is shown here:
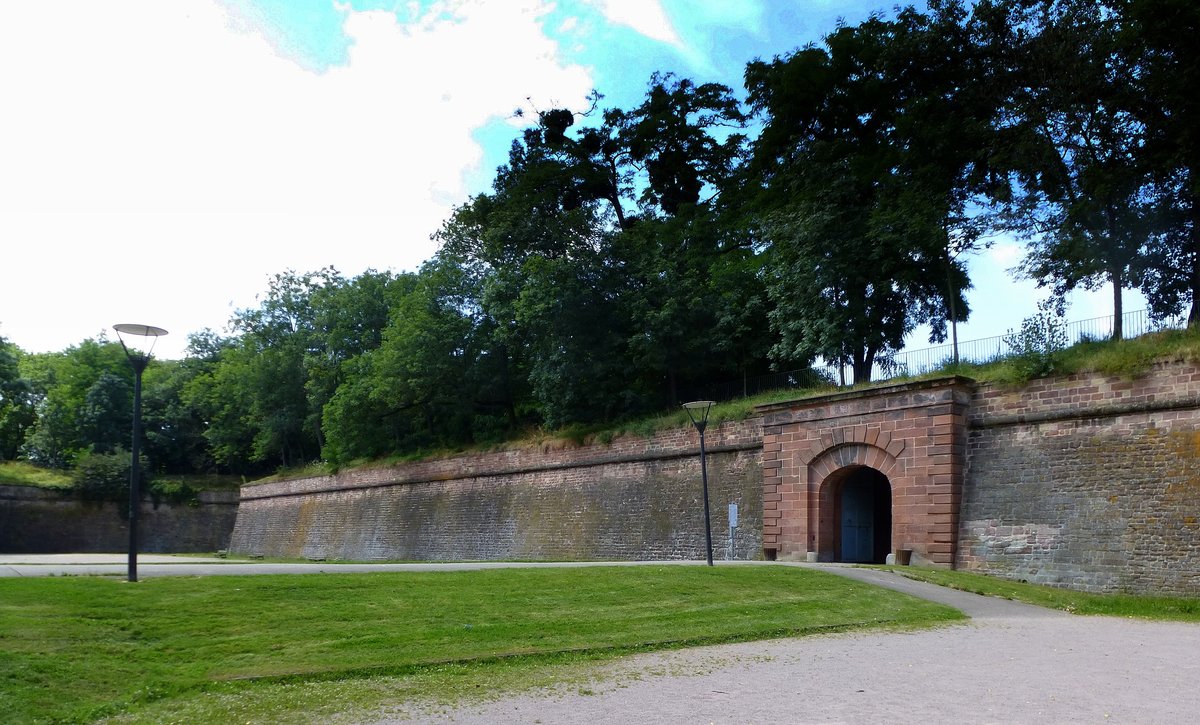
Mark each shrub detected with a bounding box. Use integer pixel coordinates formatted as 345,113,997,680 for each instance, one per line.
72,448,151,506
1001,299,1068,382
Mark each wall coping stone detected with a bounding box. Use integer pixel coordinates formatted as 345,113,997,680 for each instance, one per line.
971,395,1200,428
0,484,73,501
754,376,976,418
1,484,240,505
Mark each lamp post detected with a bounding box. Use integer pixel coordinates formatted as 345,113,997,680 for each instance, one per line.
683,400,716,566
114,324,167,583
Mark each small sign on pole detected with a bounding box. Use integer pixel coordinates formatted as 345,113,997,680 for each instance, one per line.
727,503,739,560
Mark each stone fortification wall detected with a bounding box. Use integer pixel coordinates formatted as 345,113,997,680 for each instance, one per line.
225,359,1200,593
0,485,239,554
229,420,763,561
960,361,1200,594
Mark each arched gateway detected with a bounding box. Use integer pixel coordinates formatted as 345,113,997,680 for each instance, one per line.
755,377,973,566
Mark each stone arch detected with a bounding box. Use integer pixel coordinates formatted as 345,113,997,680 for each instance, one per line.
809,442,901,481
809,444,901,562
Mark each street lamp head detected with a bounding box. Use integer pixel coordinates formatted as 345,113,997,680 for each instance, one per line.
682,400,716,433
113,324,168,370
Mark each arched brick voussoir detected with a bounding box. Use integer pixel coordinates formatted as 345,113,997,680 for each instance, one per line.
807,442,900,481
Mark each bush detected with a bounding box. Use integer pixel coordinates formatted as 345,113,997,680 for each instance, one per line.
72,448,150,505
1001,299,1068,382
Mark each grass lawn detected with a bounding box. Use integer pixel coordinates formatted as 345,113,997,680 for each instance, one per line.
0,461,73,489
0,566,961,724
891,567,1200,621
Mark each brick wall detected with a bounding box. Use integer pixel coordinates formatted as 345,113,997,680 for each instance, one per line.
0,485,239,554
229,420,764,561
959,362,1200,594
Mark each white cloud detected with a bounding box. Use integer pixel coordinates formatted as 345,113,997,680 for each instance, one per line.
0,0,593,358
987,241,1023,267
588,0,682,46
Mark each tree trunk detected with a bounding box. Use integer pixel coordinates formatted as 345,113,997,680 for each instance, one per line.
946,254,960,366
852,348,874,385
1191,196,1200,327
1111,265,1124,341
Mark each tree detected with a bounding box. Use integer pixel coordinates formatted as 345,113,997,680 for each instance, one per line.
612,74,770,405
745,13,972,382
180,331,259,474
198,268,376,469
435,109,633,429
0,336,34,460
1121,0,1200,325
17,339,130,468
992,0,1152,339
304,270,414,452
883,1,1003,360
321,261,479,461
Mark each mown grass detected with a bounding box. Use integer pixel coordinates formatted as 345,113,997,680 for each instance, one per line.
0,566,961,723
891,567,1200,621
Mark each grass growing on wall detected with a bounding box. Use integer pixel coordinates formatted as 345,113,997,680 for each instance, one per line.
265,327,1200,483
0,460,73,488
0,566,961,723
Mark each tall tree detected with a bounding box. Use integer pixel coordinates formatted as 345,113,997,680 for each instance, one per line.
1122,0,1200,325
0,336,34,460
435,109,632,428
322,262,477,461
994,0,1151,339
16,339,132,468
613,74,768,404
745,12,972,382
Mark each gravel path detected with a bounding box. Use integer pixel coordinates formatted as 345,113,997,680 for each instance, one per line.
375,566,1200,724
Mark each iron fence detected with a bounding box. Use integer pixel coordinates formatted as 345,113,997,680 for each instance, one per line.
693,308,1189,403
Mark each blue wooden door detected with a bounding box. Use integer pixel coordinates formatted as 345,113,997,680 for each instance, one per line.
840,483,874,563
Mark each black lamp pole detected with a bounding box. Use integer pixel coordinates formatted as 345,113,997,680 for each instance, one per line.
127,354,147,583
115,324,167,583
683,401,716,566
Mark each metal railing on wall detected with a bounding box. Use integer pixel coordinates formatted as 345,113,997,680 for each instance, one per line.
692,308,1189,403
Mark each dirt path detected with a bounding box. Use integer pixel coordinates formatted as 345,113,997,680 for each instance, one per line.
374,567,1200,724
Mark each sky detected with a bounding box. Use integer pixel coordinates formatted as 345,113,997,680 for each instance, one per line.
0,0,1142,361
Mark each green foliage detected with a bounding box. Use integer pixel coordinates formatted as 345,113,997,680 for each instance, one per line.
0,567,960,723
1120,0,1200,324
995,0,1152,340
998,299,1069,381
72,447,149,504
0,335,34,460
1,0,1194,479
744,7,982,382
17,339,131,468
